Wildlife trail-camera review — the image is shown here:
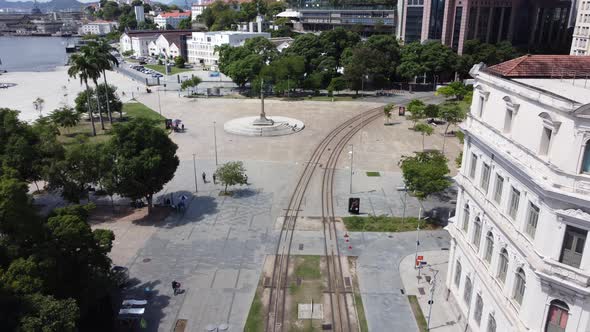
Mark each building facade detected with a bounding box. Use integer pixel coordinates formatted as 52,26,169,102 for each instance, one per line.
187,31,270,66
278,8,396,35
154,11,190,29
147,32,191,59
78,20,118,35
120,30,192,57
398,0,574,54
571,0,590,55
446,55,590,332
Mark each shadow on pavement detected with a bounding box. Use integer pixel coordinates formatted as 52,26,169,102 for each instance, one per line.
116,279,171,332
232,187,257,198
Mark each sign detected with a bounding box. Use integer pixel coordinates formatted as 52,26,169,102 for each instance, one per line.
417,256,424,261
420,261,428,266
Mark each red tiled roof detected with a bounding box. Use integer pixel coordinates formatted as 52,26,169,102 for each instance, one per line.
486,55,590,78
159,11,191,18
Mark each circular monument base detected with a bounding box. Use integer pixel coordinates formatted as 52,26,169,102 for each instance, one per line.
224,116,304,137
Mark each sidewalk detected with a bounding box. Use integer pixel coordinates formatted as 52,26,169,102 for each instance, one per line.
400,250,463,332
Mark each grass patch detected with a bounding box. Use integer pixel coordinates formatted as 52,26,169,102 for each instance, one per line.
305,95,355,102
366,171,380,177
244,289,263,332
144,64,192,75
408,295,428,332
354,293,369,332
294,255,321,279
57,102,163,145
343,215,439,233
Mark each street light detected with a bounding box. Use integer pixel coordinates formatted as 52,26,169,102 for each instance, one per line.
192,154,198,192
349,144,353,194
426,268,439,331
213,121,218,165
157,87,162,115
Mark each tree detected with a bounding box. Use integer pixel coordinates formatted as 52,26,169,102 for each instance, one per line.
407,99,426,128
109,118,179,213
319,28,360,67
439,103,467,153
383,103,394,124
327,76,347,95
89,39,119,124
68,52,99,136
178,17,192,29
398,41,458,83
181,76,202,94
424,104,440,122
174,55,186,68
437,81,470,100
399,151,451,200
49,106,80,134
458,40,518,77
215,161,247,194
414,123,434,151
19,294,79,332
32,97,45,117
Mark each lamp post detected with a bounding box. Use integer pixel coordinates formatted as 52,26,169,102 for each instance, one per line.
414,207,421,270
213,121,218,165
426,268,439,331
192,154,198,192
349,144,354,194
157,87,162,115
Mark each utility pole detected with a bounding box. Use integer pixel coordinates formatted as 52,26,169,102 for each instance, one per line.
349,144,354,194
192,154,198,192
213,121,218,165
414,207,421,270
427,268,439,331
157,87,162,115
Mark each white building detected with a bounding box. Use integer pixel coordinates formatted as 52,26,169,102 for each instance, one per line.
147,32,191,59
134,5,145,23
187,31,270,66
119,31,159,57
446,55,590,332
572,0,590,55
78,20,118,35
154,11,190,29
191,3,207,20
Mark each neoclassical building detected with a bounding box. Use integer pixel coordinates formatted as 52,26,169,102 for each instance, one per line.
445,55,590,332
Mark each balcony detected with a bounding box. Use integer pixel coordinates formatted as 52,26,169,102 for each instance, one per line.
464,115,590,199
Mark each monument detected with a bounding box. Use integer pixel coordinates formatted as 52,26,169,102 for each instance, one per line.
224,79,304,137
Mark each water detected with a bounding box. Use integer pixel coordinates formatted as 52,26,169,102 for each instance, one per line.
0,36,77,72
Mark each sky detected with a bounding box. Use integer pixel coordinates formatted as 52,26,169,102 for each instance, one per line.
5,0,174,3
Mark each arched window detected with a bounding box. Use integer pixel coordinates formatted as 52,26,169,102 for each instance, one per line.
463,204,470,232
497,248,509,284
513,268,526,306
487,315,497,332
474,294,484,325
484,232,494,263
582,140,590,174
546,299,569,332
454,261,462,287
473,217,482,250
463,276,473,305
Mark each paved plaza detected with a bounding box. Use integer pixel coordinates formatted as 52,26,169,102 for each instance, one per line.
4,67,462,331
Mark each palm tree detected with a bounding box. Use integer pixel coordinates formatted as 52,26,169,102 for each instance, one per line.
81,43,106,131
68,53,98,136
49,106,80,134
93,39,119,123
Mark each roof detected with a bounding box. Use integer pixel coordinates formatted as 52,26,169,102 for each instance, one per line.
125,29,193,37
486,55,590,78
159,11,191,18
269,37,293,46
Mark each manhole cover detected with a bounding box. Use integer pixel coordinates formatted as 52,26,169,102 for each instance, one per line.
143,258,151,263
264,277,271,287
425,276,431,283
418,287,426,295
388,235,393,238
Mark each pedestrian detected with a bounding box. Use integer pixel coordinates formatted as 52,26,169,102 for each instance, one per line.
202,172,206,183
181,123,185,131
212,173,216,184
171,280,180,295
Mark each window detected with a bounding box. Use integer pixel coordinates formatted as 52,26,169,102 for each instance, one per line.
560,225,587,268
487,315,497,332
484,232,494,263
473,217,482,250
480,163,491,193
525,203,540,239
474,294,483,325
539,127,553,156
507,187,520,220
454,261,462,287
469,153,478,179
478,95,485,117
504,109,513,133
582,141,590,174
493,175,504,204
462,204,470,232
513,268,526,306
497,249,509,284
463,276,473,304
546,299,569,332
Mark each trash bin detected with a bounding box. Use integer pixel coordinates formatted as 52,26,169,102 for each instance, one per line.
399,106,406,116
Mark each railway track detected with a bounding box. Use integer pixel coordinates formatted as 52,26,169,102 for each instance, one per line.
265,95,440,332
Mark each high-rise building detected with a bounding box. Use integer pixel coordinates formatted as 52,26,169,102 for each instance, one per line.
571,0,590,55
446,55,590,331
398,0,574,54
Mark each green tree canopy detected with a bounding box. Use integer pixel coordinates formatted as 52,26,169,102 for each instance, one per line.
399,151,451,200
49,106,80,134
407,99,426,128
215,161,248,194
437,81,471,100
109,118,179,212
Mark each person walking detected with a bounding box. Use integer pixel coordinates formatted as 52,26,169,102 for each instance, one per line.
212,173,216,184
171,280,180,295
202,172,206,183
